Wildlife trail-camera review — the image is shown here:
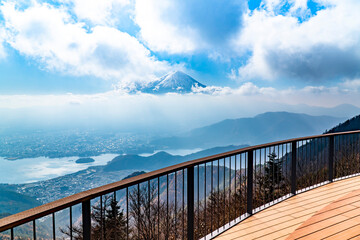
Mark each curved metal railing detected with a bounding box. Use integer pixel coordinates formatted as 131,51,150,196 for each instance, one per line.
1,130,360,239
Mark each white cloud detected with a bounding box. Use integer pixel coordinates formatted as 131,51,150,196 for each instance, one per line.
1,1,170,83
290,0,308,10
61,0,130,25
301,85,337,94
192,82,277,96
340,79,360,91
133,0,199,54
0,26,6,59
134,0,244,54
233,0,360,81
262,0,283,12
263,0,309,14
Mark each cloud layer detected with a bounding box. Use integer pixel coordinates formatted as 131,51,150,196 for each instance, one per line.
1,1,170,83
0,79,359,135
233,0,360,81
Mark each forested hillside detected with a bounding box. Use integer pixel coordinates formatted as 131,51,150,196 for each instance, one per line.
326,114,360,133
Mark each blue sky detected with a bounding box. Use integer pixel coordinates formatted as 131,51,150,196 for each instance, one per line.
0,0,360,131
0,0,359,93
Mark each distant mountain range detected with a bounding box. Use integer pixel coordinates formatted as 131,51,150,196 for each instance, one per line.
133,71,206,94
152,112,346,149
286,103,360,118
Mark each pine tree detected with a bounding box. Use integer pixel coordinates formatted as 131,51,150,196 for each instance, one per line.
104,197,126,240
60,195,126,240
264,152,284,201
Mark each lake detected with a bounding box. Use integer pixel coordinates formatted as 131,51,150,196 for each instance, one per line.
0,148,204,184
0,153,118,184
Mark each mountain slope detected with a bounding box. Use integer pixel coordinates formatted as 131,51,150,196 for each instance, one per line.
326,114,360,133
103,151,179,172
103,145,247,172
0,186,40,216
141,71,206,94
152,112,345,149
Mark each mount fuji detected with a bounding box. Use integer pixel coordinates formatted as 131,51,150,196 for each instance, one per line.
140,71,206,94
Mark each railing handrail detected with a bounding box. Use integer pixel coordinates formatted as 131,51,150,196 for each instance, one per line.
1,130,360,232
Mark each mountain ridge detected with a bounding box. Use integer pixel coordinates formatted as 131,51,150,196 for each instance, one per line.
326,114,360,133
103,144,247,172
152,112,345,149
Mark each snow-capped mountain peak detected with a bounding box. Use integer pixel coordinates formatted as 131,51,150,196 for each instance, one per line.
143,71,206,94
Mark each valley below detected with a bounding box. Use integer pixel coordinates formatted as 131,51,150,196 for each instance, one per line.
0,110,353,219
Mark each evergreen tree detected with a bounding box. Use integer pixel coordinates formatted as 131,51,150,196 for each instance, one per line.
104,197,126,240
60,196,126,240
264,152,284,201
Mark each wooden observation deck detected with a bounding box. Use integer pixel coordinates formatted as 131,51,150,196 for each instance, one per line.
215,175,360,240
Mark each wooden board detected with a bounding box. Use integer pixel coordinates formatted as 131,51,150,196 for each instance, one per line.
215,175,360,240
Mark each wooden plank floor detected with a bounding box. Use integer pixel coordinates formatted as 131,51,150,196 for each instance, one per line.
215,176,360,240
286,188,360,239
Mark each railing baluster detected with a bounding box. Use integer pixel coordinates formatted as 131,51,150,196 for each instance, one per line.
33,219,36,240
166,175,169,238
126,187,129,240
291,140,297,195
137,184,140,239
70,206,73,240
148,180,152,238
229,157,231,224
175,172,177,237
52,212,56,240
223,158,225,228
329,135,334,182
234,155,237,220
100,197,103,240
278,144,280,198
247,150,253,215
272,146,274,202
217,159,220,231
197,165,200,236
82,200,91,240
157,177,160,240
182,169,185,240
240,154,242,215
187,166,194,240
204,163,206,238
211,161,213,236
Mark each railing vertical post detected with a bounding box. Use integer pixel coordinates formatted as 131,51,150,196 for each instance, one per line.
329,136,334,182
247,150,253,215
33,220,36,240
52,213,56,240
70,206,73,240
291,141,297,195
82,200,91,240
187,166,194,240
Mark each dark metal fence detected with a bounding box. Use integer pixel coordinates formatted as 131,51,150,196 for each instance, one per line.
1,130,360,240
